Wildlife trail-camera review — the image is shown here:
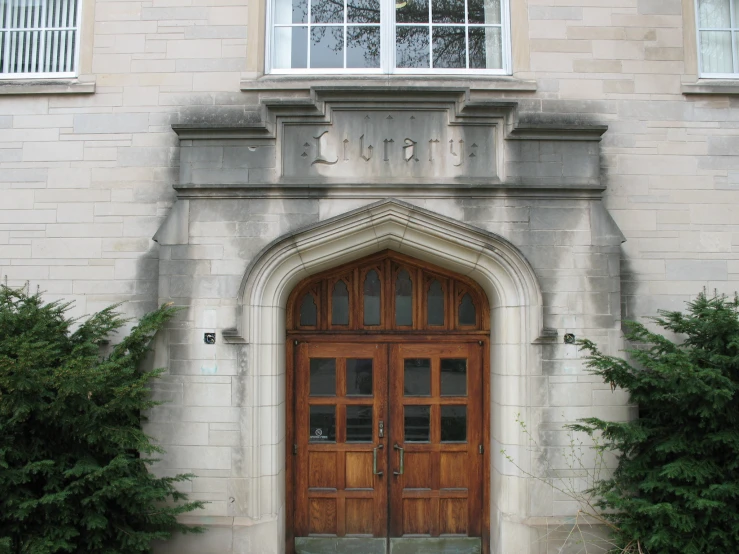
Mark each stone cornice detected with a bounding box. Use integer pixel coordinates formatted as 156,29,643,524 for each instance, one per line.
172,183,606,199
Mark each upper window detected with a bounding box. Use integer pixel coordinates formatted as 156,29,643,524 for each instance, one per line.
268,0,509,74
697,0,739,76
0,0,80,78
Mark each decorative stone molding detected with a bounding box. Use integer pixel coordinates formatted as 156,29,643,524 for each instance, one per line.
172,86,607,191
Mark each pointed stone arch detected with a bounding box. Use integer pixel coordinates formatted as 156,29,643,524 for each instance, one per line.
232,198,544,552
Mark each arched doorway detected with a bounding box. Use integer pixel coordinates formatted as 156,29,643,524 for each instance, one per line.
286,250,490,553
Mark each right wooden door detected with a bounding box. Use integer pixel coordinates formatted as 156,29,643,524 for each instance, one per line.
389,342,483,539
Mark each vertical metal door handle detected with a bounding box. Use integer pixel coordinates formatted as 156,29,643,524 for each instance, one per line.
373,444,383,476
393,443,404,475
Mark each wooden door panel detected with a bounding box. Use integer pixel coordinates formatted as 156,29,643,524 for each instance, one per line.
389,343,483,539
439,452,468,489
344,452,373,489
309,498,337,535
295,343,388,539
402,498,433,535
308,452,338,488
440,498,468,535
345,499,374,534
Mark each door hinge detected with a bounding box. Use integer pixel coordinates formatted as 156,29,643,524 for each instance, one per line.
479,444,484,454
293,444,298,455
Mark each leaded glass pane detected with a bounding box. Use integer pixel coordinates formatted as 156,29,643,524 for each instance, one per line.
459,293,476,325
332,280,349,325
395,269,413,326
363,269,381,325
299,293,317,326
427,279,444,326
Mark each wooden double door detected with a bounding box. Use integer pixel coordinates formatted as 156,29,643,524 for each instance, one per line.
292,339,486,545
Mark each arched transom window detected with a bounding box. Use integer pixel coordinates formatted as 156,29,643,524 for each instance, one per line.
288,250,488,332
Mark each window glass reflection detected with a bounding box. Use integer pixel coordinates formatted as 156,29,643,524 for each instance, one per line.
273,26,308,69
348,0,381,23
300,293,317,326
346,406,373,442
440,358,467,396
395,269,413,325
347,358,373,395
396,0,429,23
332,280,349,325
441,405,467,442
311,0,344,23
310,358,336,396
459,293,476,325
427,280,444,326
468,0,500,24
405,405,430,442
469,26,501,69
404,358,431,396
275,0,308,24
310,405,336,442
432,26,465,68
431,0,465,24
347,26,381,68
363,269,381,325
396,26,430,68
311,26,344,68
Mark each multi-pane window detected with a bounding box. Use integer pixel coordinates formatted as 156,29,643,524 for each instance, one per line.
697,0,739,76
290,251,487,331
0,0,80,78
269,0,509,73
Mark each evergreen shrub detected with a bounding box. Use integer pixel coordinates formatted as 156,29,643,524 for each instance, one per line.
572,292,739,553
0,286,203,553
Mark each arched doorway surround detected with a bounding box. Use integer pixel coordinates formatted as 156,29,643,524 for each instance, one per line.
232,199,543,553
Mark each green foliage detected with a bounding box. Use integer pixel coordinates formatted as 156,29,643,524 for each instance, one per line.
0,286,203,554
571,292,739,554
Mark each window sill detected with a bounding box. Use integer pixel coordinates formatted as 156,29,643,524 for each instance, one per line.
241,74,537,93
0,77,95,96
681,79,739,95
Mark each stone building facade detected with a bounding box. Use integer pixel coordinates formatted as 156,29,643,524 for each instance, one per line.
0,0,737,552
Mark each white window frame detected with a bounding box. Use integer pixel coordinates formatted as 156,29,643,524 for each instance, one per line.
265,0,511,75
695,0,739,78
1,0,82,79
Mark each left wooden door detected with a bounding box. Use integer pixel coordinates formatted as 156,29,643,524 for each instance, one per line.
295,342,389,538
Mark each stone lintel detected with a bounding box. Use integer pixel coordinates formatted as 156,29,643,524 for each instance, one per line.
240,75,538,93
681,80,739,95
0,78,96,95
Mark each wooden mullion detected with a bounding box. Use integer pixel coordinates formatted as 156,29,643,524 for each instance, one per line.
352,267,360,330
414,266,422,330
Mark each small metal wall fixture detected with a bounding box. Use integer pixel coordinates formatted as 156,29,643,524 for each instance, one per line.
204,332,216,344
563,333,576,344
